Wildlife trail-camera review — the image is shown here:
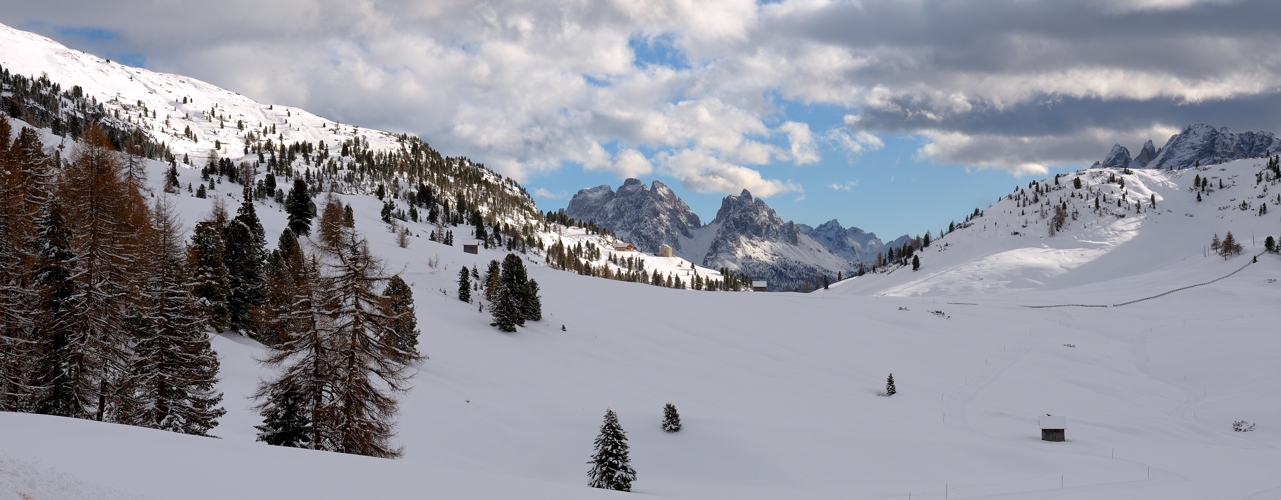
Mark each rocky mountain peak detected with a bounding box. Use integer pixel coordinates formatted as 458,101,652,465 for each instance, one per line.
1101,144,1132,169
1096,124,1281,170
564,178,701,253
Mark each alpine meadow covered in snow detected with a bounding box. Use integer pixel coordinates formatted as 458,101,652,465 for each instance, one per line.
3,10,1281,500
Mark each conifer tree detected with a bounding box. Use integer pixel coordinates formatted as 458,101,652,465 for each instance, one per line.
189,221,231,332
382,275,420,354
128,199,225,435
662,403,681,432
588,409,637,491
255,383,313,448
26,198,78,416
285,178,314,235
912,255,920,271
256,233,421,458
522,279,543,322
457,267,472,303
484,260,501,302
886,373,896,396
56,124,151,421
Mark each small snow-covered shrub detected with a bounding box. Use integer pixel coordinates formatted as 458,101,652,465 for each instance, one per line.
1233,420,1256,432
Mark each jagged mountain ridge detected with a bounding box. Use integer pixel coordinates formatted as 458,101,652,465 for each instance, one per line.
797,220,911,267
563,179,702,253
1094,124,1281,170
567,179,909,289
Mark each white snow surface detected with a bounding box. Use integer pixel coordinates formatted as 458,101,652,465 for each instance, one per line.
0,22,403,162
4,23,1281,498
3,123,1280,499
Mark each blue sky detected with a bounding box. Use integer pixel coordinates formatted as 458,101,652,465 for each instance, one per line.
6,0,1278,239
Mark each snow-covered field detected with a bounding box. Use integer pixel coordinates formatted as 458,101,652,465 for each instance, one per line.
2,144,1280,499
4,20,1281,500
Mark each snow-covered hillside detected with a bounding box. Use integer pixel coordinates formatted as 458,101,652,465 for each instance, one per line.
838,159,1281,304
4,115,1281,499
4,21,1281,500
0,22,401,161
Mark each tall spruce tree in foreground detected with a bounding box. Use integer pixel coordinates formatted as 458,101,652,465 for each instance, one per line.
189,221,230,332
885,373,896,396
588,409,637,492
28,198,78,416
662,404,681,432
128,200,225,435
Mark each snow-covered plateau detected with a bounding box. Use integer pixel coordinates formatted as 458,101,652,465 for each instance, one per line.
3,21,1281,500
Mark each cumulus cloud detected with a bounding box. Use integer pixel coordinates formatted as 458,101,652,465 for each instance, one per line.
660,149,802,198
778,121,820,165
829,180,858,191
596,148,654,179
532,188,567,199
7,0,1281,179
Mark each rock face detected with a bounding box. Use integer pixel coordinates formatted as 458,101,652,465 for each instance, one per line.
565,179,701,253
698,190,855,290
797,219,910,266
1095,124,1281,170
1100,144,1133,169
565,180,910,290
1134,140,1159,167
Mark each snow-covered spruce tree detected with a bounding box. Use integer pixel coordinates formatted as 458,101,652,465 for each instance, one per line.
382,275,420,355
255,381,313,448
457,266,471,303
588,409,637,491
662,404,681,432
522,279,543,322
0,123,45,411
27,198,79,416
285,178,314,236
188,220,230,332
886,373,896,396
126,199,225,435
224,187,268,337
223,219,265,335
491,253,528,332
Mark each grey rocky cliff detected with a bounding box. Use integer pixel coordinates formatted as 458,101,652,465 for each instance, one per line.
1095,124,1281,170
797,219,909,266
564,178,701,253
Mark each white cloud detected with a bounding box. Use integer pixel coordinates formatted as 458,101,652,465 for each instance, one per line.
914,124,1182,175
532,188,566,199
12,0,1281,178
595,149,654,179
778,121,820,165
660,149,802,198
829,180,858,191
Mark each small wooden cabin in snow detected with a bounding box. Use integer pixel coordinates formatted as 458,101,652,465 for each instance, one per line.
1039,415,1066,442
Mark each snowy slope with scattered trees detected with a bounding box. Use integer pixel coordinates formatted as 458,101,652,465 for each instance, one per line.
3,22,1281,500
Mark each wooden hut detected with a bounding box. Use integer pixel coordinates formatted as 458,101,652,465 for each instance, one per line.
1039,415,1066,442
751,281,768,292
463,244,479,254
657,244,673,257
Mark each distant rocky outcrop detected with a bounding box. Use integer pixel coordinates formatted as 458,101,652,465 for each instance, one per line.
1093,125,1281,170
797,220,910,266
565,179,701,253
564,180,910,290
